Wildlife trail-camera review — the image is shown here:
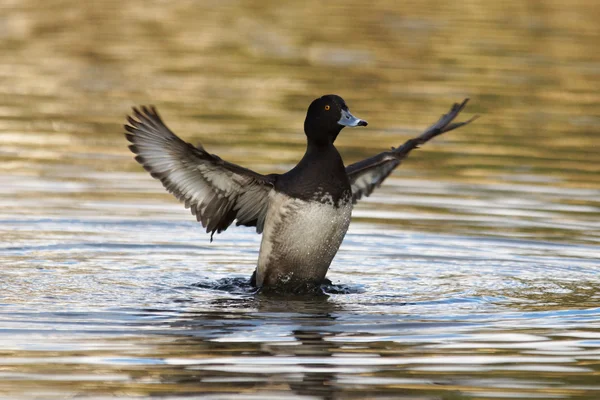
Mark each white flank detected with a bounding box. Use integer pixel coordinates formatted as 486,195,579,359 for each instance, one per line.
256,191,352,287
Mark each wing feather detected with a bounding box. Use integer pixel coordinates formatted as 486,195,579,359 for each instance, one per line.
346,99,477,203
125,106,277,240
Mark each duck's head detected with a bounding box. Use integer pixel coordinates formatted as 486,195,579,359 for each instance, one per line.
304,94,367,145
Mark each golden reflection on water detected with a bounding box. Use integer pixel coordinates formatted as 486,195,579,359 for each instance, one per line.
1,0,599,243
1,1,600,399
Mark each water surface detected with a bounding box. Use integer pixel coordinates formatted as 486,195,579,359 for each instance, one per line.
1,1,599,399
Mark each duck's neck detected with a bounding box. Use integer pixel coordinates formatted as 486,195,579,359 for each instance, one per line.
276,139,349,204
305,139,338,159
301,141,346,178
304,125,343,146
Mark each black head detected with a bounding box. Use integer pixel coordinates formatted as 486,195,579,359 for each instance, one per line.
304,94,367,145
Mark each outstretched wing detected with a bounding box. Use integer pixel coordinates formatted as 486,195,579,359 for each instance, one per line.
125,106,276,240
346,99,477,203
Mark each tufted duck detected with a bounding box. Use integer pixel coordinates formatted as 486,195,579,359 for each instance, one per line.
125,95,476,293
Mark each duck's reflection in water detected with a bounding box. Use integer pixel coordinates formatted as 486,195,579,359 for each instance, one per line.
288,329,338,400
166,288,345,397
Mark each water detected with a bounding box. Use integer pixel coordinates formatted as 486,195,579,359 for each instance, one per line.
1,0,600,398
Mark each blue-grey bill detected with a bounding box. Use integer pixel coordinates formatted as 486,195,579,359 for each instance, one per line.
338,109,368,127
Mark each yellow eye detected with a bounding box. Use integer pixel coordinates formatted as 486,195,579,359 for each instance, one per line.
324,105,330,111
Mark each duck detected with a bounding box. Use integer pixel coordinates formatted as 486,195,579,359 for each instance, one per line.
125,95,476,293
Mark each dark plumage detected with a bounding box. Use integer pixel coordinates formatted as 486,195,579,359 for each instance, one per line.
125,95,476,292
125,106,275,240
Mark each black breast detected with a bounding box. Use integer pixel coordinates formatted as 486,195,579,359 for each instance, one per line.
275,144,351,206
